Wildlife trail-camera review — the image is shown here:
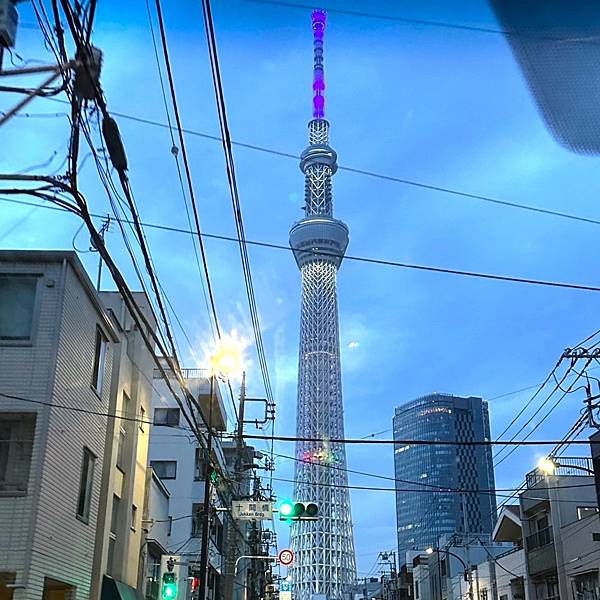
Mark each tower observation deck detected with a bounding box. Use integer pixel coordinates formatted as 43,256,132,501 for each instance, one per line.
288,10,357,600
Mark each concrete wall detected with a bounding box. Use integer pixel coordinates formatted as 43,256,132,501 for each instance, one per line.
146,471,171,549
87,290,156,600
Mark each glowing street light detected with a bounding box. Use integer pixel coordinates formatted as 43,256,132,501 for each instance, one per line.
425,547,434,555
538,457,557,475
210,333,245,380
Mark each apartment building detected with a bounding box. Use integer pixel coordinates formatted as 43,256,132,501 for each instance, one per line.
521,459,600,600
148,365,229,600
491,505,527,600
0,250,155,600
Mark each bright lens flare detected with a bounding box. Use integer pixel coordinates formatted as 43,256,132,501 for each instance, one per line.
208,331,246,379
538,457,556,475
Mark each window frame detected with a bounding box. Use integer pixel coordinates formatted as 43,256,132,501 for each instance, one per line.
91,327,108,395
150,460,177,480
194,447,208,481
76,447,95,523
577,506,599,520
191,503,203,537
110,494,120,534
153,408,180,427
0,274,41,346
0,413,36,496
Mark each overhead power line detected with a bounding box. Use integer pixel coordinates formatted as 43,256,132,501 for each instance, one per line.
39,99,600,231
248,0,600,44
269,476,595,495
3,195,600,294
272,451,592,495
237,433,593,446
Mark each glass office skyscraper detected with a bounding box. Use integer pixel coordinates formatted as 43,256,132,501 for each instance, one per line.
393,394,497,564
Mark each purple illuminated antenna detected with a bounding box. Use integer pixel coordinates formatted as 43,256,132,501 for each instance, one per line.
312,9,326,119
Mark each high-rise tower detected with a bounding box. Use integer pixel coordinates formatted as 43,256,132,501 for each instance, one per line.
288,10,357,600
393,394,497,565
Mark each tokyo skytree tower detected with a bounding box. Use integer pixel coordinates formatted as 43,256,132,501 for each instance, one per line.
288,10,357,599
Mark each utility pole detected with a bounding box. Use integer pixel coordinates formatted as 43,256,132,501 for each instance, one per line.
223,373,247,600
199,373,215,600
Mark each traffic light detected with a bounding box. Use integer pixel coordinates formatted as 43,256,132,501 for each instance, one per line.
279,500,319,521
160,555,180,600
161,572,178,600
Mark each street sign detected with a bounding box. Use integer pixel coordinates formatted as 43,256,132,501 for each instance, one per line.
278,549,295,566
231,500,273,521
280,581,291,592
280,592,292,600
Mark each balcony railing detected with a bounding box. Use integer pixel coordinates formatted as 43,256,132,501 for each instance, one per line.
526,456,594,488
153,367,211,380
526,526,553,551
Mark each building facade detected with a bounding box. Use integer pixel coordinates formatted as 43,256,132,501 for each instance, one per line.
521,459,600,600
393,394,497,564
0,250,155,600
492,505,527,600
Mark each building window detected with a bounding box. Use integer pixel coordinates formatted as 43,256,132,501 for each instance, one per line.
191,503,203,537
76,448,95,522
131,504,137,531
150,460,177,480
0,275,38,342
577,506,599,520
153,408,180,427
92,327,108,394
107,536,116,577
195,447,208,481
0,413,36,494
139,405,145,432
0,573,15,600
116,393,129,471
111,494,120,534
116,428,126,471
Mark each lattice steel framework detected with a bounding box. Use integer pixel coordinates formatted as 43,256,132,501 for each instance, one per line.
288,10,357,600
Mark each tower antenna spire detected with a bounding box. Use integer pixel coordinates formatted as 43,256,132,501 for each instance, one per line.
312,9,326,119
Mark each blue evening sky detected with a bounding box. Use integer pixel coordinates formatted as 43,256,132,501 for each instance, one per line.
2,0,600,576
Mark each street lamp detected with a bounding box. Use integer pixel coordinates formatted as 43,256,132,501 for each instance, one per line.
537,456,595,476
198,336,244,600
425,547,472,600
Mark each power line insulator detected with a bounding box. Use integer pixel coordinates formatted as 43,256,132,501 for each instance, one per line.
102,115,128,172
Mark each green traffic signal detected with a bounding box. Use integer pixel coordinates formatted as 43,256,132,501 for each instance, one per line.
279,500,319,521
279,500,294,518
162,573,178,600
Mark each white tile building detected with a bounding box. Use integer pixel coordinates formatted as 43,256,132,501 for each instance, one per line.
0,250,156,600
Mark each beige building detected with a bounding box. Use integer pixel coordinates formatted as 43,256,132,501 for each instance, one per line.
0,250,156,600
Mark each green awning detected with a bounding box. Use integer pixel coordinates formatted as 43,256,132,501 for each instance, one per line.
101,575,145,600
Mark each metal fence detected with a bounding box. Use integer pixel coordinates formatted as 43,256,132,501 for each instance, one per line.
526,526,553,551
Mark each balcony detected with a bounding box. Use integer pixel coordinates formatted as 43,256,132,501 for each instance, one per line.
526,456,594,488
526,526,553,551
